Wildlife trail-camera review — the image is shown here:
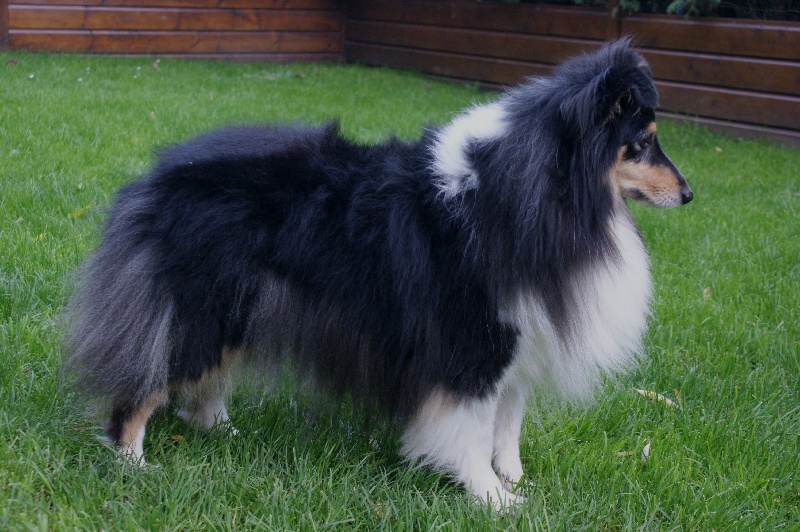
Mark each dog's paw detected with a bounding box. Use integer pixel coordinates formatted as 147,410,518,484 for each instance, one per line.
499,471,525,494
471,485,527,513
484,488,527,514
97,434,150,467
176,408,237,436
217,421,239,437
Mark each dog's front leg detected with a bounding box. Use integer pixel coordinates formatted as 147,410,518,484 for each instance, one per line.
400,389,524,510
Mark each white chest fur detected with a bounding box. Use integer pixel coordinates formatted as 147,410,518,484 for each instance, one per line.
502,213,652,401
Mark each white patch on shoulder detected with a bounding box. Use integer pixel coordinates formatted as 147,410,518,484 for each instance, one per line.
502,213,652,401
430,102,508,199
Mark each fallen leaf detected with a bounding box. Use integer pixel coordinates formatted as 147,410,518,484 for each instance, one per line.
32,232,47,242
673,389,683,405
171,434,184,442
640,442,650,464
70,204,94,219
703,287,711,300
635,388,682,410
715,146,723,153
615,450,635,457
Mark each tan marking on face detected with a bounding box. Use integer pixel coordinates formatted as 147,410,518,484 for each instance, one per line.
646,122,657,135
616,145,627,164
611,159,686,208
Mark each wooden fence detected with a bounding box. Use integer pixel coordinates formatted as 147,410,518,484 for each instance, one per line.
3,0,343,62
2,0,799,146
345,0,800,147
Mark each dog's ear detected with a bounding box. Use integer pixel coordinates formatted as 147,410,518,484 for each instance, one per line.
557,39,657,137
559,67,638,136
608,88,633,123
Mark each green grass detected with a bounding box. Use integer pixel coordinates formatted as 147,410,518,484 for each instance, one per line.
1,51,798,530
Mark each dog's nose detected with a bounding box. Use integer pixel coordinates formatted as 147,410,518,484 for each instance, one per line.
681,186,693,204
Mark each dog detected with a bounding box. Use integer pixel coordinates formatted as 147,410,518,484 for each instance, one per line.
65,40,692,509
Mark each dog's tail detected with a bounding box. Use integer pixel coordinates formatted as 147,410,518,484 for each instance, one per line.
64,183,172,413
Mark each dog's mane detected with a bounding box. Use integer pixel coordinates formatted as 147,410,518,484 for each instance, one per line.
434,40,658,337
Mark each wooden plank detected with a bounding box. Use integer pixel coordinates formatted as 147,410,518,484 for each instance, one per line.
1,0,9,50
10,0,340,8
656,81,800,131
347,0,608,40
10,30,342,54
346,41,550,85
658,111,800,149
644,49,800,96
10,6,343,32
622,15,800,61
346,20,599,65
132,52,342,63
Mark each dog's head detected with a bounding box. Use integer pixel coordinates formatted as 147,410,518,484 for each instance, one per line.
557,40,693,208
609,94,693,208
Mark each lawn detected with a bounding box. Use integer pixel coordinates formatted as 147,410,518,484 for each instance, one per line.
1,52,798,530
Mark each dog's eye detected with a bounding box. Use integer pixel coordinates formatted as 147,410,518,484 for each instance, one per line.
629,142,643,156
622,138,649,161
628,137,651,158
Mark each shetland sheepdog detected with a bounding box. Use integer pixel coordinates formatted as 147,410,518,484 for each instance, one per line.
65,40,692,509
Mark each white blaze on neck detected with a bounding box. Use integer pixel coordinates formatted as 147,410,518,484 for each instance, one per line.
500,213,652,401
430,102,508,199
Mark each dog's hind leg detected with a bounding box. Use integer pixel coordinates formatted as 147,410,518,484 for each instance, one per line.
174,347,242,435
106,389,168,465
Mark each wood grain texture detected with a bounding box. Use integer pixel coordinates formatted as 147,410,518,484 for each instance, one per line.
346,42,550,86
1,0,9,49
10,6,342,32
11,0,339,8
656,81,800,131
10,30,342,54
643,49,800,96
622,15,800,61
8,0,343,57
346,21,599,65
347,1,608,40
658,112,800,148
